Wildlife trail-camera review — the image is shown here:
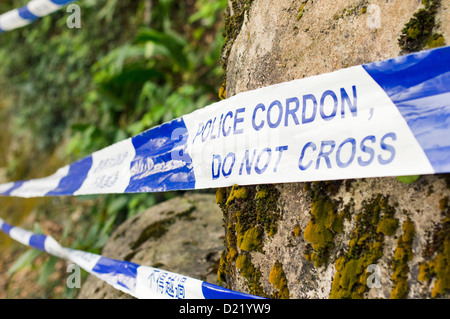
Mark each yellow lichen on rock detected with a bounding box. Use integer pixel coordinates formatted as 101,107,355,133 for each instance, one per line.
390,219,415,299
418,211,450,298
226,185,248,206
377,218,399,236
269,261,289,299
237,227,263,251
303,196,344,267
330,195,397,299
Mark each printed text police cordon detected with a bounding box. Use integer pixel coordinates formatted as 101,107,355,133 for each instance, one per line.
191,85,396,179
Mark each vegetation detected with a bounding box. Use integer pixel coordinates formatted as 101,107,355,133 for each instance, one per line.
0,0,227,298
398,0,445,54
330,195,397,299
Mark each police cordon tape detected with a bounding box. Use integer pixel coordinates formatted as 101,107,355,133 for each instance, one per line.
0,217,264,299
0,0,76,33
0,46,449,198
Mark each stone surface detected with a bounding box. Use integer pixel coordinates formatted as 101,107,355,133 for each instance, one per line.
218,0,450,299
226,0,449,96
78,193,224,299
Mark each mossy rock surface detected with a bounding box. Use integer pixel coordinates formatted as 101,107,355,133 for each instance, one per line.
219,0,450,299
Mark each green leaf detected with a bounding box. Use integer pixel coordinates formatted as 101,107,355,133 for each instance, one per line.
32,222,44,234
106,196,128,215
8,249,42,275
38,256,59,286
135,28,189,69
61,219,72,244
93,214,117,249
70,123,91,132
396,175,420,184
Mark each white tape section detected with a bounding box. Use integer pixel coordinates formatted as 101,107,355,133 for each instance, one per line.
73,138,136,195
27,0,62,17
182,64,433,188
0,9,32,31
10,166,70,198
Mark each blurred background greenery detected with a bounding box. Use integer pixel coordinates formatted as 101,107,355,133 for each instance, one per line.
0,0,227,298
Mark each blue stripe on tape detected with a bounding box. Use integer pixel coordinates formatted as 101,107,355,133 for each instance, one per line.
29,234,48,251
46,156,93,196
92,257,138,291
362,46,450,172
126,118,195,193
18,6,39,21
201,282,265,299
50,0,76,5
1,221,13,234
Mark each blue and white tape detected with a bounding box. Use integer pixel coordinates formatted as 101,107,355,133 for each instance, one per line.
0,218,263,299
0,46,450,198
0,0,76,33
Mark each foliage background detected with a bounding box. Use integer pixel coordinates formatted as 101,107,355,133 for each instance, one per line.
0,0,227,298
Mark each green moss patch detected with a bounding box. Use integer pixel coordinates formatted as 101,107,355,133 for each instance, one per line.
216,184,280,296
398,0,445,54
304,198,344,267
130,218,175,249
377,217,399,236
390,219,415,299
303,181,348,267
129,206,196,249
235,253,266,297
255,184,281,237
296,1,309,21
418,207,450,298
332,0,370,21
221,0,254,77
330,195,398,299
